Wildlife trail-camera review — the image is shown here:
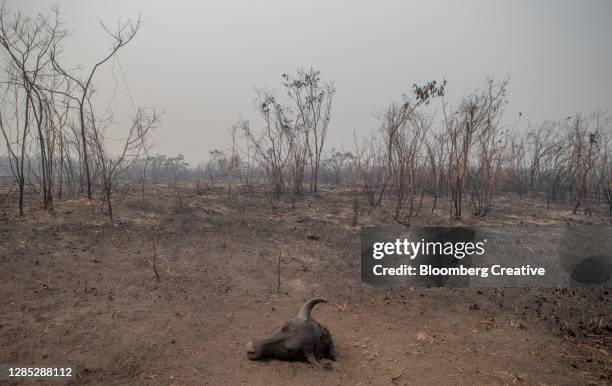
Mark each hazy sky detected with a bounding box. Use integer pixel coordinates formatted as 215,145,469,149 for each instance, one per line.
7,0,612,164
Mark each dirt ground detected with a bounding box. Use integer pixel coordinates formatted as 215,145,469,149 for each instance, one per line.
0,182,610,385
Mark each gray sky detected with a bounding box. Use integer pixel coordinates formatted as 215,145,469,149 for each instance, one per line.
8,0,612,164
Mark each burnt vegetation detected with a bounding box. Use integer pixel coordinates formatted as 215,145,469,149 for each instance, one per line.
0,5,610,224
0,4,611,384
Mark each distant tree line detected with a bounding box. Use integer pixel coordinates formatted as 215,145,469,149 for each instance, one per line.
350,77,611,223
1,5,610,224
213,74,611,223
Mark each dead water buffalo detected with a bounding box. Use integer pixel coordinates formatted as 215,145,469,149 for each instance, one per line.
246,298,336,366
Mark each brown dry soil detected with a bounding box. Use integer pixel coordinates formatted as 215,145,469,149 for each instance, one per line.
1,182,611,385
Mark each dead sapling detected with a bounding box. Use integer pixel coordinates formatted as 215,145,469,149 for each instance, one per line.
176,190,183,210
352,183,359,226
152,242,160,283
276,250,282,295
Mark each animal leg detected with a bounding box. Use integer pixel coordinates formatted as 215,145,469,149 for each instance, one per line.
306,352,321,366
306,352,333,370
327,339,337,361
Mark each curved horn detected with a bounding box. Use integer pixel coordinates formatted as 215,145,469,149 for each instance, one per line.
297,297,327,321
